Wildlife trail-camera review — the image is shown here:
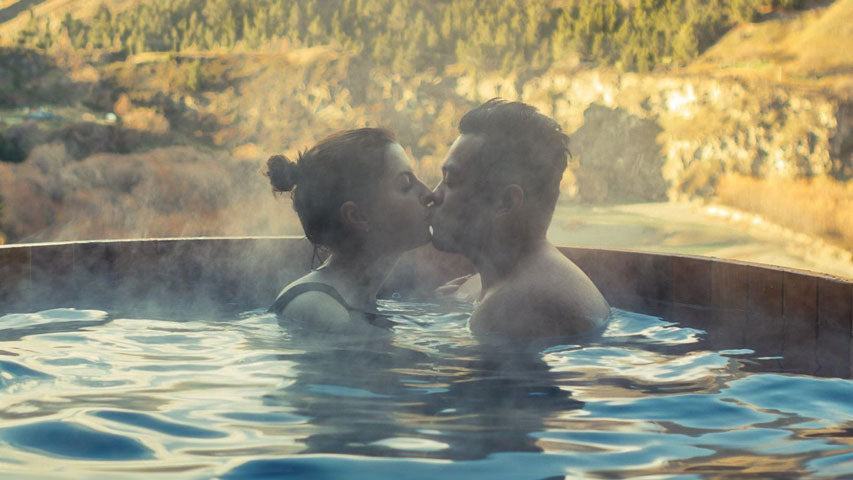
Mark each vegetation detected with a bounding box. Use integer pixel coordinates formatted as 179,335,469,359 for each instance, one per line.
717,174,853,249
12,0,809,74
0,133,27,163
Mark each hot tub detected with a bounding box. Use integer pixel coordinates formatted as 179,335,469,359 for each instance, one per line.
0,237,851,478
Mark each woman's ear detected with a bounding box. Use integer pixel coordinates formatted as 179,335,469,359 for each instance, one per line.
497,184,524,216
340,201,370,232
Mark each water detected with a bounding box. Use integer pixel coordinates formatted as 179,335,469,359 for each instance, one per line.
0,302,851,479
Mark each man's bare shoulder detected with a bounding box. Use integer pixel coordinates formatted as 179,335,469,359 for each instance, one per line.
523,248,606,297
470,247,610,337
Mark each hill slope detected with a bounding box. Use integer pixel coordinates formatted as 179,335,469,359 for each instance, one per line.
0,0,139,38
690,0,853,96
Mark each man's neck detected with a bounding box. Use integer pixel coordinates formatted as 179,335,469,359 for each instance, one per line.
469,235,550,295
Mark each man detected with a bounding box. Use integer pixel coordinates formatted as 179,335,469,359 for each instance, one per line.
427,99,610,337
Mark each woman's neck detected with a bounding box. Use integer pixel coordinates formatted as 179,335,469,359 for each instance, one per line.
318,249,401,310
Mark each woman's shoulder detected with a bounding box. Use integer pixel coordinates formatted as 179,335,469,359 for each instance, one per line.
270,281,352,325
280,290,352,327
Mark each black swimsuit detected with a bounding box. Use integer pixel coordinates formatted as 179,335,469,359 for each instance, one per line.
269,282,396,330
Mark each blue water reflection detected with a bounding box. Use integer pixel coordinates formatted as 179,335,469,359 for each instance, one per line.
0,306,849,479
3,421,153,460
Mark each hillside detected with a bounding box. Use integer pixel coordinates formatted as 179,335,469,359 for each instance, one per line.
0,0,139,38
0,0,799,74
691,0,853,96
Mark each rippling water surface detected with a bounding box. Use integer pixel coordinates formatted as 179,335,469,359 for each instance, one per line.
0,302,851,479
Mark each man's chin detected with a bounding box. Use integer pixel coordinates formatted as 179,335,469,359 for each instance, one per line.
429,234,460,254
412,231,432,249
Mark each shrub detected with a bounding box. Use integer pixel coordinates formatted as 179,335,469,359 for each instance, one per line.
0,133,27,163
716,174,853,249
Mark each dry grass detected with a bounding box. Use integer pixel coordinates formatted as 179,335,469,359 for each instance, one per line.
690,0,853,96
0,143,304,242
716,173,853,248
787,0,853,74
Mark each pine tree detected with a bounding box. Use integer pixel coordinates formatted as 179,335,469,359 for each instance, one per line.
306,16,324,45
388,2,407,31
91,3,113,48
731,0,758,22
222,10,237,47
372,31,393,64
672,21,698,64
287,3,302,44
440,8,452,39
16,10,40,47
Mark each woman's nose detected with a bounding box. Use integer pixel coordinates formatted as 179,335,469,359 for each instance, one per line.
416,179,432,206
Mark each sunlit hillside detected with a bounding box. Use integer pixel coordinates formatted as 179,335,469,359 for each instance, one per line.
0,0,139,38
691,0,853,96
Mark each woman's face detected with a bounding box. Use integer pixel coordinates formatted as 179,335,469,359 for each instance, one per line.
365,143,432,253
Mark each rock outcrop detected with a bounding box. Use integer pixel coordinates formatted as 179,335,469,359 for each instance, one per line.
456,69,850,201
569,104,667,203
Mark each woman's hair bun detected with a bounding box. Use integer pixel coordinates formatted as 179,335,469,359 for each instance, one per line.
266,154,300,193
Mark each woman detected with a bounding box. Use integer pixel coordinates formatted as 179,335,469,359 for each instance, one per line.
266,128,432,333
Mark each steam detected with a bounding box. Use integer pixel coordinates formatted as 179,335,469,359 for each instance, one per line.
0,142,303,242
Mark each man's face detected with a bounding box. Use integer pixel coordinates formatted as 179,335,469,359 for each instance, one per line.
427,134,494,255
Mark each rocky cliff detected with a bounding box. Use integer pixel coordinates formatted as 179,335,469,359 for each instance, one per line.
456,68,850,203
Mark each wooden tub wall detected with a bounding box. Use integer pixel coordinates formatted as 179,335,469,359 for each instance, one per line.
1,237,850,377
0,237,315,317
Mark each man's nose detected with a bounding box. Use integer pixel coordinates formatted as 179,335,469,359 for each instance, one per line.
426,183,444,207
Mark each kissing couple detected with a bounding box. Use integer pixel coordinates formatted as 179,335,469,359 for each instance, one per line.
267,99,609,338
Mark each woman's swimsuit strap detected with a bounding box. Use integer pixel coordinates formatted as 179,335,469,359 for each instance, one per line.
269,282,351,314
269,282,396,329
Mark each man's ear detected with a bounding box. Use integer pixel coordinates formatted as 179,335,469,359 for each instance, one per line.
340,201,370,232
497,184,524,216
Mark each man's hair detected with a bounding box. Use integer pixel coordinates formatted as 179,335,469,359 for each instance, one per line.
458,99,569,226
